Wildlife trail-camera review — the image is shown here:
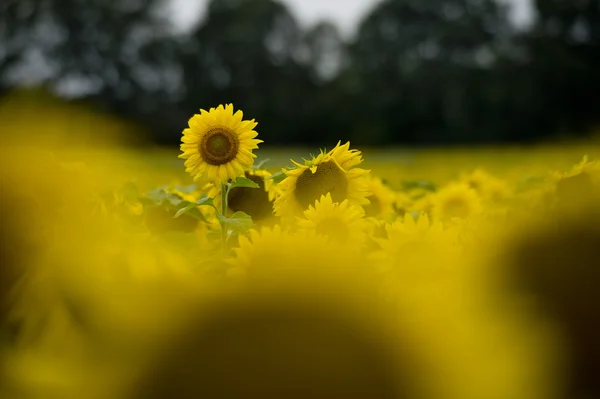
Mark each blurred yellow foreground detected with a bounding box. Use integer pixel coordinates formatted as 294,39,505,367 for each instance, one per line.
1,90,599,399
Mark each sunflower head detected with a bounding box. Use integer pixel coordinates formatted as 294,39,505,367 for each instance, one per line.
363,176,397,220
431,182,483,222
461,169,512,204
228,223,366,279
209,169,280,223
297,193,368,246
179,104,262,185
274,142,371,221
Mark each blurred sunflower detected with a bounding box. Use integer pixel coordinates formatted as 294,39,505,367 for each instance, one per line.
393,190,413,217
461,169,512,204
551,156,600,208
377,213,458,269
179,104,262,185
552,155,600,182
229,224,363,278
274,142,370,221
431,182,482,222
506,207,600,399
363,176,397,220
229,225,290,275
410,193,435,216
296,193,367,246
209,169,280,223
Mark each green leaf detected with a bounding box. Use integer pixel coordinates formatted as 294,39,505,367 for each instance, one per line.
229,176,260,190
196,196,215,207
265,170,288,184
174,203,198,219
174,197,215,219
217,211,254,233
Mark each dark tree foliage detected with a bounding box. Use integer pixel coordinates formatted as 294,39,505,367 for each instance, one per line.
1,0,599,146
179,0,316,145
347,0,512,144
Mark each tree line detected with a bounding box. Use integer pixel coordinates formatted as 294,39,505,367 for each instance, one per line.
1,0,599,146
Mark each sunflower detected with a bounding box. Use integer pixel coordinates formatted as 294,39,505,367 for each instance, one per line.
378,213,457,260
461,169,512,204
363,176,397,220
552,155,600,182
229,224,364,278
296,193,367,246
431,182,483,222
229,225,290,276
209,168,281,223
393,190,413,217
179,104,262,185
550,156,600,209
274,142,370,221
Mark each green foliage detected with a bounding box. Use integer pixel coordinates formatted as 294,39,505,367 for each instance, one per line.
141,188,208,221
265,170,289,184
174,197,215,219
217,211,254,233
228,176,260,190
216,211,254,244
4,0,600,145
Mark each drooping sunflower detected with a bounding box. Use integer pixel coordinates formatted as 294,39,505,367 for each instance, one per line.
209,168,281,223
296,193,368,246
274,141,370,221
179,104,262,185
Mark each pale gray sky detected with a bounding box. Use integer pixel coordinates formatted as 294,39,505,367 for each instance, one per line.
168,0,534,37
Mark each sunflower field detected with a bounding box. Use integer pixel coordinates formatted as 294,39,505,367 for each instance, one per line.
1,98,600,399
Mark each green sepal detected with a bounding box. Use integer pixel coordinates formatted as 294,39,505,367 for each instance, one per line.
265,170,288,184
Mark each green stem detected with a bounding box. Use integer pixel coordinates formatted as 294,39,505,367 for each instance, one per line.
221,182,229,251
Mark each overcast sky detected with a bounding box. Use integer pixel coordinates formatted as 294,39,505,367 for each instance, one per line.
168,0,534,37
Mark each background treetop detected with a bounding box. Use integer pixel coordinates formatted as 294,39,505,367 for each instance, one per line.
1,0,599,146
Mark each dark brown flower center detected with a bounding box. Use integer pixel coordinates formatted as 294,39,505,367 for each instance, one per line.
228,174,273,221
199,127,239,165
294,161,348,209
